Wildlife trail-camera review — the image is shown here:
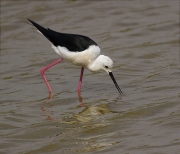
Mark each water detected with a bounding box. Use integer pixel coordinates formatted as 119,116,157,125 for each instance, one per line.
1,1,180,154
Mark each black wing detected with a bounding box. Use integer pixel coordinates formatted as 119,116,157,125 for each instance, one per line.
28,19,97,52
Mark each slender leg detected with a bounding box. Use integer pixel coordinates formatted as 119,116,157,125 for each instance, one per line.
77,67,84,96
40,58,63,93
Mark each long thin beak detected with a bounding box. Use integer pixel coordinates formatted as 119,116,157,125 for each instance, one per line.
109,72,123,94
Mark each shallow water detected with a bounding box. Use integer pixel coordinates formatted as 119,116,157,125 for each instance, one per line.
1,1,180,154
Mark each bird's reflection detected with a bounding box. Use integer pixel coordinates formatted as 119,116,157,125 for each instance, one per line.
47,92,85,106
74,104,111,122
40,92,86,121
41,93,55,122
72,94,123,122
41,92,122,122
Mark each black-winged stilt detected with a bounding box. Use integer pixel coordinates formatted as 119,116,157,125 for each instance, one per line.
28,19,123,96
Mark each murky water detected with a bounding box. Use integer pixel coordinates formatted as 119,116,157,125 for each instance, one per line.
1,1,180,154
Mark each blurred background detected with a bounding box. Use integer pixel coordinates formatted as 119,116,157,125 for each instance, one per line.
1,1,179,154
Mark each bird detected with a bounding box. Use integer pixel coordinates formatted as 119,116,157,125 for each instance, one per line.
27,19,123,96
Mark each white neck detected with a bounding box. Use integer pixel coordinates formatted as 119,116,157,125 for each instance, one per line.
87,55,103,72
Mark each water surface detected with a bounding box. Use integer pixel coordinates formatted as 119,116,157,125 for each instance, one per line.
1,1,180,154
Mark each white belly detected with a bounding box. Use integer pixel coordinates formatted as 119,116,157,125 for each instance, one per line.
51,44,101,67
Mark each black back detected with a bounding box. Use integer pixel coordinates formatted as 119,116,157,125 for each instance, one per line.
28,19,97,52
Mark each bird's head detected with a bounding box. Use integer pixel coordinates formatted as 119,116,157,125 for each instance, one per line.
98,55,114,73
91,55,123,94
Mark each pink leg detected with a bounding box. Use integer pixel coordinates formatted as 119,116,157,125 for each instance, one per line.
77,67,84,96
40,58,63,93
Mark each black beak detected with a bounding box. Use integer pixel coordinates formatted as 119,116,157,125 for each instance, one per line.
109,72,123,94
